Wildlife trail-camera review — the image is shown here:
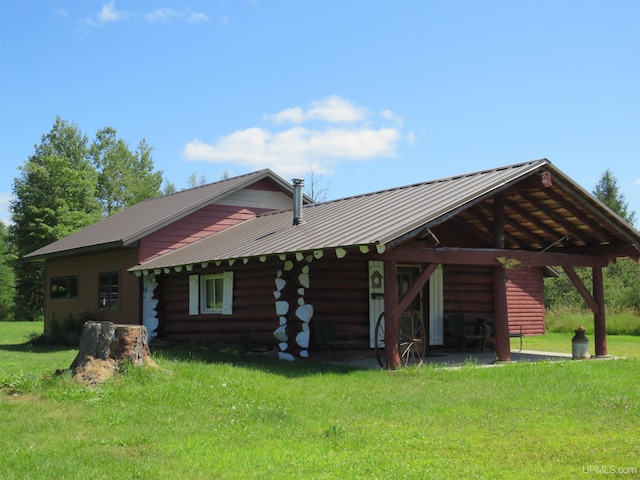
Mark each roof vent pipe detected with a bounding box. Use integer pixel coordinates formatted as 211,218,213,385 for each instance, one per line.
292,178,304,225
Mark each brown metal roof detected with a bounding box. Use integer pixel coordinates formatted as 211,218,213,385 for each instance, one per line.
130,159,640,272
26,169,299,260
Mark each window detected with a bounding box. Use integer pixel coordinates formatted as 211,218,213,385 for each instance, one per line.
50,276,78,299
189,272,233,315
99,271,119,310
201,275,225,313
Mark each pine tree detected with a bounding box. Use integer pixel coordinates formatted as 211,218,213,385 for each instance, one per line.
592,169,636,227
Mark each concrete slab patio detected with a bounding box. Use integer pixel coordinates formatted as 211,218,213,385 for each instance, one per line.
324,348,578,369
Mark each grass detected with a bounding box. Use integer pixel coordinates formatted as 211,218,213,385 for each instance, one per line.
546,307,640,336
1,321,639,479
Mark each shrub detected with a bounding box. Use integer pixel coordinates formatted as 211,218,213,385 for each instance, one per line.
30,310,96,346
545,307,640,335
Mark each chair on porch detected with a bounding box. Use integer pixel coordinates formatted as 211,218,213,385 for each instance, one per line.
447,313,484,353
311,318,353,361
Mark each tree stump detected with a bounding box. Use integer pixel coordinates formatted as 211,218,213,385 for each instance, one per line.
70,321,157,385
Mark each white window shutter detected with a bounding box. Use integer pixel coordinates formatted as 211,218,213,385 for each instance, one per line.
189,275,199,315
222,271,234,315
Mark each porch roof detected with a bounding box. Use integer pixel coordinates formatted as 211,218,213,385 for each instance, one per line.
130,159,640,272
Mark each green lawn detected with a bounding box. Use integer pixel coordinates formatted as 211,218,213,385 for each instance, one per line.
1,322,639,479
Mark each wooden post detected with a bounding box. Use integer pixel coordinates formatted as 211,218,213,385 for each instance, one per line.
563,266,608,357
384,260,401,369
592,267,608,356
493,194,511,362
493,267,511,361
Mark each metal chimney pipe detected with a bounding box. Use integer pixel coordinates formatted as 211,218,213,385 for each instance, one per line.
292,178,304,225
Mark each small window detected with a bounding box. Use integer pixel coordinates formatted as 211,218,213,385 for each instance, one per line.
50,276,78,299
189,272,233,315
99,271,119,310
201,275,225,313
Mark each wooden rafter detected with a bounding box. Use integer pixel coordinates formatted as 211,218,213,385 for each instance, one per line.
518,191,591,245
503,196,563,243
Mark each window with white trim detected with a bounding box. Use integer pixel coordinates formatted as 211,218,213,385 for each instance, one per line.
189,272,233,315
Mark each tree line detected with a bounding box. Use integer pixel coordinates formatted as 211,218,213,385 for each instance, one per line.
0,117,638,321
3,117,165,321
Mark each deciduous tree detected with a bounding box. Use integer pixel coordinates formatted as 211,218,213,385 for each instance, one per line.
91,128,163,216
0,223,15,320
10,117,101,320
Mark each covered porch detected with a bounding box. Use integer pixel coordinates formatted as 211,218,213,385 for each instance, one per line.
376,168,640,369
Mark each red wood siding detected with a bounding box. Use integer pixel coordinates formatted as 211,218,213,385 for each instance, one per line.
443,264,545,335
44,249,140,334
139,204,271,263
506,267,545,335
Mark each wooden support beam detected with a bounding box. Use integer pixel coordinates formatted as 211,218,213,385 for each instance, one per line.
382,247,608,268
383,260,401,370
398,263,438,315
562,267,599,313
592,267,607,356
494,194,505,249
493,194,511,362
494,266,511,362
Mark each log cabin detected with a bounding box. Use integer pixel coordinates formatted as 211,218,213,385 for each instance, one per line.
27,159,640,368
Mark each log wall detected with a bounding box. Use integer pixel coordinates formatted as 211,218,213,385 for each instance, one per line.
155,257,546,350
506,267,545,335
443,264,545,335
156,255,372,350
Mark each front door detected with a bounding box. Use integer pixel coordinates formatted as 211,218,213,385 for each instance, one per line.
397,266,422,312
368,262,444,347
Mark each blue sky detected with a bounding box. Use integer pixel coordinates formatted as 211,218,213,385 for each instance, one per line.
1,0,638,227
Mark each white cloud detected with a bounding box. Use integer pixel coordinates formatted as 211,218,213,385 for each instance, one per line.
80,3,208,31
184,97,402,177
55,7,68,19
145,8,209,24
268,107,305,124
97,1,129,24
80,1,129,30
145,8,181,23
306,96,367,123
265,96,367,124
189,12,210,23
381,109,404,127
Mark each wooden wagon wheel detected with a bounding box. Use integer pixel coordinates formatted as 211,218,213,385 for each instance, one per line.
375,310,427,368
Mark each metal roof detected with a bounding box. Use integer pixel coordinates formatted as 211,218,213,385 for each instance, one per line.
26,169,299,260
130,158,640,273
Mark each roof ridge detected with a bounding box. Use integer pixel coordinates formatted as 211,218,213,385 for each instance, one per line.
304,159,549,209
141,168,272,203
